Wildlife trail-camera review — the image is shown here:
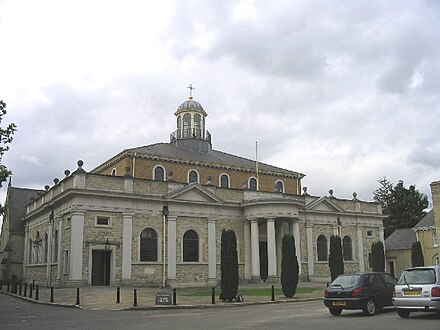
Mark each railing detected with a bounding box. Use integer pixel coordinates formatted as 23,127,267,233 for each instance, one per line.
170,130,211,143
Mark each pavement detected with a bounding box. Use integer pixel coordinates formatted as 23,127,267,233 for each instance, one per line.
0,281,325,310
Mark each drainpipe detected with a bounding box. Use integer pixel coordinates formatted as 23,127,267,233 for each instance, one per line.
162,205,169,287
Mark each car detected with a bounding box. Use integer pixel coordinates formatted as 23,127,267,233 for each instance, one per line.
392,265,440,318
323,272,397,316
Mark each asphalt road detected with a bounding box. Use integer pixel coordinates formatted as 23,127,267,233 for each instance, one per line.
1,293,439,330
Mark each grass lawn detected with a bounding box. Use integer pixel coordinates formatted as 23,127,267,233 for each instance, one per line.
183,287,320,297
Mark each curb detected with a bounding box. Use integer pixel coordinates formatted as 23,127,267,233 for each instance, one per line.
0,290,82,309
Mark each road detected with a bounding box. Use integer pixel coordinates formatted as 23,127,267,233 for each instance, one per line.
1,293,439,329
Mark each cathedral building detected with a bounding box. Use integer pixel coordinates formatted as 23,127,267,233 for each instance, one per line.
20,92,385,287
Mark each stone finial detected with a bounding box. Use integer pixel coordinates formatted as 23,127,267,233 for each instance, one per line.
64,170,71,177
44,185,50,191
329,189,334,198
53,178,59,185
302,187,309,196
352,192,359,201
75,160,86,173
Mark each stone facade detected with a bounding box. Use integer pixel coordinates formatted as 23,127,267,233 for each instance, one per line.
431,181,440,262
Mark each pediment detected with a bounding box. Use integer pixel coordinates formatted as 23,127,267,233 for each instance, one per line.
306,197,345,213
165,184,223,203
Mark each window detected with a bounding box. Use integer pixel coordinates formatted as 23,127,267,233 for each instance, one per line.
183,230,199,262
140,228,158,262
194,114,201,138
96,216,110,227
275,180,284,193
111,168,116,176
177,115,181,137
343,236,353,261
188,170,199,184
317,235,328,261
183,113,191,137
28,239,33,263
35,231,41,264
220,174,229,188
366,230,373,237
368,253,372,268
53,230,58,262
154,166,165,181
249,177,257,191
433,231,438,247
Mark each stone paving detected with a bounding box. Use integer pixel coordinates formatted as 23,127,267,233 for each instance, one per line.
0,282,325,310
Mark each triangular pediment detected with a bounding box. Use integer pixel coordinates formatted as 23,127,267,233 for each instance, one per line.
306,197,345,213
165,183,224,203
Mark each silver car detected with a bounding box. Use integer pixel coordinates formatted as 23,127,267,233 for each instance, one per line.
393,265,440,318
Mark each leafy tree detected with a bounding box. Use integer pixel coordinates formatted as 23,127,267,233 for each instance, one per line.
374,178,429,238
328,235,344,282
411,241,424,267
281,235,299,298
220,229,239,301
0,100,17,214
370,241,385,272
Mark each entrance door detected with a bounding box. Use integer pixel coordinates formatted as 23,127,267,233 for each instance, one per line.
91,250,111,286
259,242,268,282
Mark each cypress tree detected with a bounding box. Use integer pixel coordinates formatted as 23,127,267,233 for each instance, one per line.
371,241,385,272
411,241,424,267
220,229,239,301
329,235,344,282
281,235,299,298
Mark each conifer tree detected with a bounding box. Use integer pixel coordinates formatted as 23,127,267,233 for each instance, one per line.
329,235,344,282
220,229,239,301
281,235,299,298
371,241,385,272
411,241,424,267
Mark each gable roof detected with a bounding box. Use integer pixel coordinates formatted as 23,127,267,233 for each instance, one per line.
165,183,224,204
6,187,43,234
413,209,435,231
305,196,345,213
385,228,416,250
94,142,305,178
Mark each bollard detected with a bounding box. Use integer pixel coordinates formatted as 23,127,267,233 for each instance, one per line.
211,287,215,304
271,285,275,302
50,287,54,303
76,288,80,305
7,283,10,292
19,283,22,296
133,289,138,307
29,284,33,299
35,285,39,300
173,288,176,306
0,280,2,291
32,280,35,289
116,287,120,304
24,283,27,297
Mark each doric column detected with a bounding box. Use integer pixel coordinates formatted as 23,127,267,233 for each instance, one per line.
357,225,364,272
292,221,302,274
250,219,260,280
167,215,177,287
70,211,85,281
276,221,283,278
266,218,277,282
306,224,314,277
23,226,29,279
243,220,251,280
208,219,217,285
122,213,133,280
56,219,63,281
46,219,53,285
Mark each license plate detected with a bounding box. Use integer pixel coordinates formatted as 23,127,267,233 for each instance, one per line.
333,301,346,307
403,290,421,296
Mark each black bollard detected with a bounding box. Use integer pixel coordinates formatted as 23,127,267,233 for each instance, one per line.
19,283,22,296
271,285,275,302
116,287,120,304
29,284,33,298
32,280,35,290
7,283,10,292
24,283,27,297
133,289,138,307
211,287,215,304
50,287,54,303
173,288,176,306
76,288,80,305
35,285,39,300
0,280,2,291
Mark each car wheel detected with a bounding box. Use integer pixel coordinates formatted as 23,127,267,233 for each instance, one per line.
363,298,376,316
397,309,410,318
329,308,342,316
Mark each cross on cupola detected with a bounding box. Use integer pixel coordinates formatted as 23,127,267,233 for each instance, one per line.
187,84,195,99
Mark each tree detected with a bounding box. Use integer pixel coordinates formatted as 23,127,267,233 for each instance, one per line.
370,241,385,272
220,229,239,301
411,241,424,267
328,235,344,282
374,178,429,238
0,100,17,214
281,235,299,298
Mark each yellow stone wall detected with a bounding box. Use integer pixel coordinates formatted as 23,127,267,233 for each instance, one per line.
417,229,438,266
431,181,440,261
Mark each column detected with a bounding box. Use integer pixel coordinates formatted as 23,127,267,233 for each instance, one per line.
306,224,314,277
23,227,29,279
122,213,133,281
266,218,277,282
70,211,84,281
56,219,63,281
292,221,302,275
250,219,260,280
357,225,364,272
46,220,53,285
207,220,217,285
167,215,177,286
244,221,251,280
276,221,283,279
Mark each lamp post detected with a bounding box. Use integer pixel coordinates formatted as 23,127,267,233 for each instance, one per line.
162,205,169,288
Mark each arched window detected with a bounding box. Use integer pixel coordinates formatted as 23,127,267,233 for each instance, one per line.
154,166,165,181
177,115,181,138
188,170,199,184
53,230,58,262
343,236,353,261
35,231,40,264
111,168,116,176
183,230,199,262
220,174,229,188
194,114,201,138
44,233,48,263
249,177,257,191
317,235,328,261
183,113,191,137
140,228,158,262
275,180,284,193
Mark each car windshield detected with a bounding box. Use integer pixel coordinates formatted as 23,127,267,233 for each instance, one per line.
397,268,437,285
330,275,360,288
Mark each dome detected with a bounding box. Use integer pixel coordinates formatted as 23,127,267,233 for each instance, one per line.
176,99,205,113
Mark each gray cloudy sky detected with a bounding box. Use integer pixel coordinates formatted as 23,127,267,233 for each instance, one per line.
1,0,439,220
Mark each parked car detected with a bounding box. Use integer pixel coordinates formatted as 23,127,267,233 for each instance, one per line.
324,272,397,316
393,265,440,318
